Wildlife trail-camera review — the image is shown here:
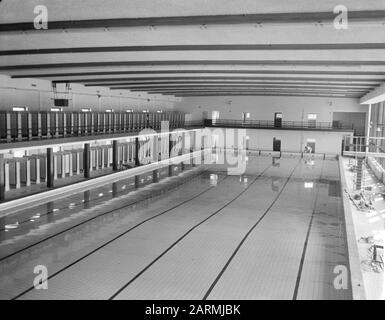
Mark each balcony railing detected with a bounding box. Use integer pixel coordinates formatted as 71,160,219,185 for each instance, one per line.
204,119,356,132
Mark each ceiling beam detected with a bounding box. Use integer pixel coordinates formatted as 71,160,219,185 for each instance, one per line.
57,76,383,84
4,43,385,56
1,11,384,32
2,60,385,71
87,80,380,87
11,70,385,79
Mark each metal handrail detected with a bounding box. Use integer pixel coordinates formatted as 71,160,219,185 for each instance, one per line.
204,119,355,131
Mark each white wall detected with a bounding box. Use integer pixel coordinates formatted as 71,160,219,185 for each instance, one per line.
175,95,367,124
0,75,180,112
208,127,353,154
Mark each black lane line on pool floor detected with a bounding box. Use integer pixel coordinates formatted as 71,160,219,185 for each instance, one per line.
109,163,273,300
203,159,301,300
1,169,207,263
292,160,324,300
12,172,228,300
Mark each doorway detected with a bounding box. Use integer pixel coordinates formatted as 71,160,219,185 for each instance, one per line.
212,111,220,125
273,137,281,151
306,139,316,153
274,112,282,128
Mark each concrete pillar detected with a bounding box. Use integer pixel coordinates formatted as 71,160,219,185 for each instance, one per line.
84,143,90,178
15,161,21,189
53,154,58,180
34,156,41,184
153,137,158,162
169,133,172,158
76,151,80,175
26,158,31,186
101,147,105,168
4,162,10,192
95,148,99,169
69,152,73,176
135,137,140,166
47,148,54,188
181,132,185,155
17,113,22,141
112,140,118,171
6,113,11,142
107,147,112,167
0,154,5,201
89,149,94,172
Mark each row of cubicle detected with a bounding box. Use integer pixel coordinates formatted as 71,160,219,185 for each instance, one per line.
0,110,186,143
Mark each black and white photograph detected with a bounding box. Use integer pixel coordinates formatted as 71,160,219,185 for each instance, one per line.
0,0,384,306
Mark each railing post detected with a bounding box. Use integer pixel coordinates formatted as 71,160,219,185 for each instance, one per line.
112,140,118,171
0,154,5,201
83,143,90,178
46,147,54,188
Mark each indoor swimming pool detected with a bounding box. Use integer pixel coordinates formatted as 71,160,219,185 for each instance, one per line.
0,154,351,300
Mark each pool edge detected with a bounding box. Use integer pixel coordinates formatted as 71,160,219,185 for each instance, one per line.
338,155,366,300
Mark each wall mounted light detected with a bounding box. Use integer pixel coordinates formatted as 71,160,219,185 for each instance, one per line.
304,182,314,189
12,107,28,112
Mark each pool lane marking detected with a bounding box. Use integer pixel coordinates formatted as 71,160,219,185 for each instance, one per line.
12,172,227,300
203,159,301,300
1,170,206,262
109,163,273,300
292,160,325,300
